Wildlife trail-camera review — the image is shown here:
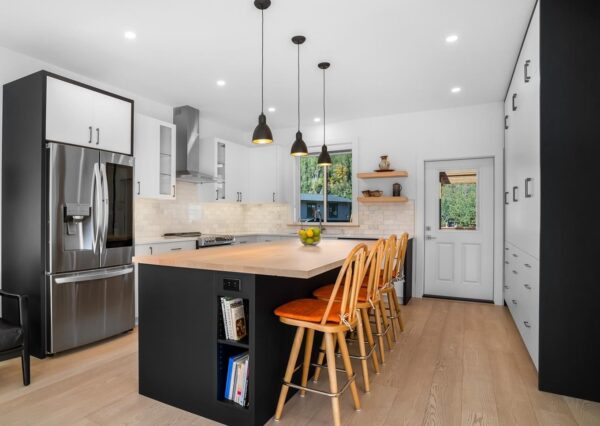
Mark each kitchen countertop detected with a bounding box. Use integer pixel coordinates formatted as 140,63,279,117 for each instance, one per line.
134,238,374,279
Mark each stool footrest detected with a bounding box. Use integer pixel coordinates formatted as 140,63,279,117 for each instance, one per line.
284,366,356,398
316,339,378,361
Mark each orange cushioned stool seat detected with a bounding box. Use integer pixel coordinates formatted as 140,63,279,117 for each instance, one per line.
313,284,370,303
274,298,343,323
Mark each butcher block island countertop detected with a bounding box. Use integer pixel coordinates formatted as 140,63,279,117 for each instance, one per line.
134,238,373,279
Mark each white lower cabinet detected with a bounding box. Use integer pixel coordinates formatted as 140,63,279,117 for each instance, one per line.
134,240,196,319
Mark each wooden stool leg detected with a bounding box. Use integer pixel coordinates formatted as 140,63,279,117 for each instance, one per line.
361,307,380,374
275,327,305,421
385,292,399,341
337,331,361,410
355,311,370,393
324,332,342,426
374,303,386,364
313,333,326,382
300,328,315,397
391,287,405,332
379,298,394,349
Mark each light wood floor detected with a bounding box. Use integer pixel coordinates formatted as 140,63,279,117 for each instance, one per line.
1,298,599,425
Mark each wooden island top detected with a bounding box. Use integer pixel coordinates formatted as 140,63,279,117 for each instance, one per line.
134,238,374,279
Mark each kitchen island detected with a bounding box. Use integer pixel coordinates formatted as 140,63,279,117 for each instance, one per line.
134,239,371,426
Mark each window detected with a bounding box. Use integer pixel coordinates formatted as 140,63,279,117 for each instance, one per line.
439,170,477,230
299,150,353,223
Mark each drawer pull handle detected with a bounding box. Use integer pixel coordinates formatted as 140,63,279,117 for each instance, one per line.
504,261,509,264
505,247,509,251
505,115,509,130
512,299,518,305
524,263,531,268
524,60,531,83
512,270,518,275
503,285,509,290
512,253,518,258
524,284,532,290
170,248,182,251
512,93,518,111
525,177,533,198
524,321,531,328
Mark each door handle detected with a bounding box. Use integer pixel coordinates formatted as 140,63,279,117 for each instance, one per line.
137,181,140,195
92,163,102,252
89,126,93,143
512,186,519,202
425,235,436,240
525,178,533,198
512,93,517,111
54,266,134,284
96,128,100,145
504,115,509,130
100,163,109,253
524,60,531,83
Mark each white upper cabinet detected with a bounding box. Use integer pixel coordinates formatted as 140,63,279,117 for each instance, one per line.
247,145,279,203
134,114,176,199
45,76,132,155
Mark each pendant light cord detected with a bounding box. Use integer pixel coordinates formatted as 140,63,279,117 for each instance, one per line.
323,68,326,147
297,43,300,132
261,10,264,114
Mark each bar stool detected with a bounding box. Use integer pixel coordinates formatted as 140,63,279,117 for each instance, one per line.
382,232,408,339
311,239,385,392
273,243,368,426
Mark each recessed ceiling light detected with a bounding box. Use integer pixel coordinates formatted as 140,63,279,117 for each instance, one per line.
124,31,137,40
268,107,276,113
216,80,226,87
451,87,462,93
313,117,321,122
446,34,459,43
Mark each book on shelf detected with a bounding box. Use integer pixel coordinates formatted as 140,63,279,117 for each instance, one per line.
220,297,247,341
224,351,250,407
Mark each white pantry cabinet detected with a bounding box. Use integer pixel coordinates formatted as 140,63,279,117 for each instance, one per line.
134,114,176,199
45,76,132,154
504,4,540,369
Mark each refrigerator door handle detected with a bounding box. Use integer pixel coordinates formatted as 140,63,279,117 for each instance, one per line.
54,266,134,284
92,163,102,253
100,163,109,253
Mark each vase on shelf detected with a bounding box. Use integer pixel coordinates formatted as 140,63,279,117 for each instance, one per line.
393,182,402,197
378,155,390,171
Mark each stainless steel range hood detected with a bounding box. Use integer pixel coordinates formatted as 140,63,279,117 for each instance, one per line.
173,105,220,184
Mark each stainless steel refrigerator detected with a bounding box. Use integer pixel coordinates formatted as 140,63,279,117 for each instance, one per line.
46,143,135,353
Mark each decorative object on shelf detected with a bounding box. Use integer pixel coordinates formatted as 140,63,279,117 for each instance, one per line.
370,190,383,197
297,227,321,246
362,190,371,197
317,62,332,166
290,36,308,157
251,0,273,145
378,155,391,171
393,182,402,196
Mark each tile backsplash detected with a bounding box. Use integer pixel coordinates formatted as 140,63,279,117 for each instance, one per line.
135,182,414,238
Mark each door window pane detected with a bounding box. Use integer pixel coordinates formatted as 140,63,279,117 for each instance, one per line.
439,170,477,230
326,151,352,222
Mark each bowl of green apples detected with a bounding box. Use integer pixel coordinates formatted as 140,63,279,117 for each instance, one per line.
297,227,321,246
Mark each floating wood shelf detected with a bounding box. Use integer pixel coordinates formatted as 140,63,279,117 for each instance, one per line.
358,196,408,204
357,170,408,179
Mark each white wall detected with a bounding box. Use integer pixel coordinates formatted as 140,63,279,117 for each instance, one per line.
273,102,505,304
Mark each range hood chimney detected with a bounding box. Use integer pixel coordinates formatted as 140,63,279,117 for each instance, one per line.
173,105,220,184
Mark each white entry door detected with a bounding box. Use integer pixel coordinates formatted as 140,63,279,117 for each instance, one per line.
424,158,494,301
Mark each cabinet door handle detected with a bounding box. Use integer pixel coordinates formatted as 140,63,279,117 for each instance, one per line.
149,246,153,255
503,285,509,290
89,126,93,143
504,260,509,264
172,185,176,198
216,190,219,201
524,263,531,268
512,299,518,305
170,247,182,251
240,192,243,202
273,192,276,203
524,60,531,83
512,253,518,258
505,115,509,130
523,321,531,328
512,270,518,275
504,191,509,205
525,178,533,198
512,93,517,111
137,181,141,195
512,186,519,202
96,128,100,145
524,284,532,290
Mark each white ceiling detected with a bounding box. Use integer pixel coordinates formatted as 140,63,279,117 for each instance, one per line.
0,0,535,131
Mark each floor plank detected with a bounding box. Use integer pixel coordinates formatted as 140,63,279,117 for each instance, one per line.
1,298,599,425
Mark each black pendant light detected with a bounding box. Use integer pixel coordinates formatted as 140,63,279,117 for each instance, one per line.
290,36,308,157
317,62,332,166
252,0,273,145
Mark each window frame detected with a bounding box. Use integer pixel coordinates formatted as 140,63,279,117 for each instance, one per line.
292,140,358,225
